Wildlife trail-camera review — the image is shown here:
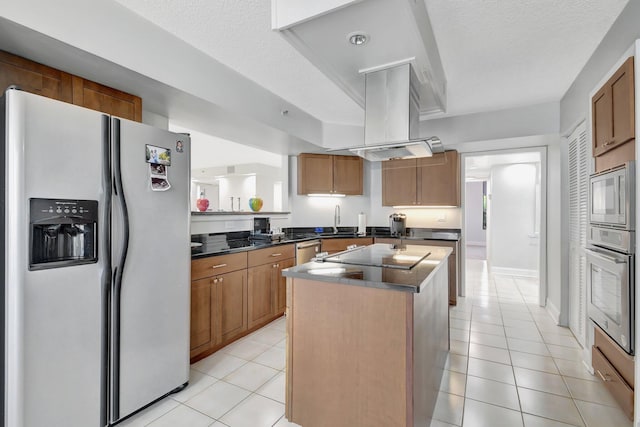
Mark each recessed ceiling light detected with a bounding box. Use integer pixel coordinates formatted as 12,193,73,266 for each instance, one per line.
347,32,369,46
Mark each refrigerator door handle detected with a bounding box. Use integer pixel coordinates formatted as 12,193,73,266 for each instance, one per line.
111,118,130,421
100,115,112,427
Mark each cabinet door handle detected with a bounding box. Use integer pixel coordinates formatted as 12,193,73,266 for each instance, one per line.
596,370,611,382
212,263,227,269
213,279,218,284
219,277,224,283
604,140,615,146
270,253,282,257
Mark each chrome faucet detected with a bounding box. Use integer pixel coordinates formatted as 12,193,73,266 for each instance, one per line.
333,204,340,234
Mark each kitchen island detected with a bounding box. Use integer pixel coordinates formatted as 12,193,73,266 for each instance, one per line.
282,243,451,427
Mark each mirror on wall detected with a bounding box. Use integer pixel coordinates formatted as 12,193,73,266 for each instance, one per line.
169,124,288,213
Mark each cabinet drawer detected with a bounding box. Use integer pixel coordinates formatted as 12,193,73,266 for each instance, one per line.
375,238,401,245
408,239,456,253
321,238,373,254
192,252,248,280
594,325,634,387
248,244,295,267
592,346,634,420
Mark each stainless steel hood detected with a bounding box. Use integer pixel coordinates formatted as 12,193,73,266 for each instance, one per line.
348,63,443,161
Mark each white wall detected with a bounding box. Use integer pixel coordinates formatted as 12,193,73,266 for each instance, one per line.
465,181,486,246
422,102,560,146
191,213,290,235
488,163,539,277
218,175,256,212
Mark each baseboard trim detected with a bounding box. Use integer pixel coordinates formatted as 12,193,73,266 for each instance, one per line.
490,266,538,278
545,298,561,325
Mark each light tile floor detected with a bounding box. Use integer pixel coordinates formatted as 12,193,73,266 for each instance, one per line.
119,258,631,427
118,317,298,427
433,259,632,427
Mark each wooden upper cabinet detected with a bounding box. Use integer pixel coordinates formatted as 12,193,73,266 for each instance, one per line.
382,159,417,206
417,151,460,206
0,49,142,122
0,50,72,102
592,86,611,156
298,153,333,194
298,153,363,195
72,76,142,122
382,151,460,207
333,155,363,195
592,56,635,170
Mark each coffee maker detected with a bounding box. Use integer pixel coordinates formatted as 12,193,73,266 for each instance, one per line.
389,213,407,237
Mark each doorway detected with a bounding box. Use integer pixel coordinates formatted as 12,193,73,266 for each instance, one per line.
461,147,547,307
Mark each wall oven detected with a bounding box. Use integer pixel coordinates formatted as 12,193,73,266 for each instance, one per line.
586,226,634,354
587,162,635,354
589,162,634,230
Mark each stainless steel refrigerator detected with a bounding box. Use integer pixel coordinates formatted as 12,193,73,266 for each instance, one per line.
1,88,191,426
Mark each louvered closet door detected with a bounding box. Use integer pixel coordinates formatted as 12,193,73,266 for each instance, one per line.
568,123,589,347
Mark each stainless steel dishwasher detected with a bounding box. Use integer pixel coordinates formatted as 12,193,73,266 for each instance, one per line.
296,240,322,265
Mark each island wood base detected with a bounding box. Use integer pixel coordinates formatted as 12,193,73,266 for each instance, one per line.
285,262,449,427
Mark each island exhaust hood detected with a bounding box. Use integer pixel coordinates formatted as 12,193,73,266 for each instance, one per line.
347,63,443,162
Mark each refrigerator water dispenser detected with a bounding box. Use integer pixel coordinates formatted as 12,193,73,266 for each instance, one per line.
29,198,98,270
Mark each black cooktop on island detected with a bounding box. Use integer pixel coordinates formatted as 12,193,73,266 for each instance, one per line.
318,243,431,270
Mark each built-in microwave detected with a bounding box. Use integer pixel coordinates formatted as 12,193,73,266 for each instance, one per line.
589,162,635,230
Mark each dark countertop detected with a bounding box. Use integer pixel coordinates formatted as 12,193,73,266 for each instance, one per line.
281,243,452,293
191,227,461,259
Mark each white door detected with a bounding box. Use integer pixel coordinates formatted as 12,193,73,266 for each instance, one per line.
568,123,589,346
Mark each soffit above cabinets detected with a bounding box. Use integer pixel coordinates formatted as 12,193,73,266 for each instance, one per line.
272,0,447,117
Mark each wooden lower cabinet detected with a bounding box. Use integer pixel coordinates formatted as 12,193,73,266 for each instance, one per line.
248,255,295,328
276,258,295,314
374,237,459,305
190,269,247,360
592,325,634,420
248,263,276,329
220,270,248,343
190,277,218,358
190,244,294,363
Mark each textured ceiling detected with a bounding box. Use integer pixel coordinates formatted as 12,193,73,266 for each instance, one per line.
114,0,627,126
424,0,628,116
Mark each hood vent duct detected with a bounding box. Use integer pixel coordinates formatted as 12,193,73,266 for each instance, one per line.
347,63,443,161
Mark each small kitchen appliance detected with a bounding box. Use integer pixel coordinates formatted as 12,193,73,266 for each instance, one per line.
389,213,407,237
253,217,270,234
